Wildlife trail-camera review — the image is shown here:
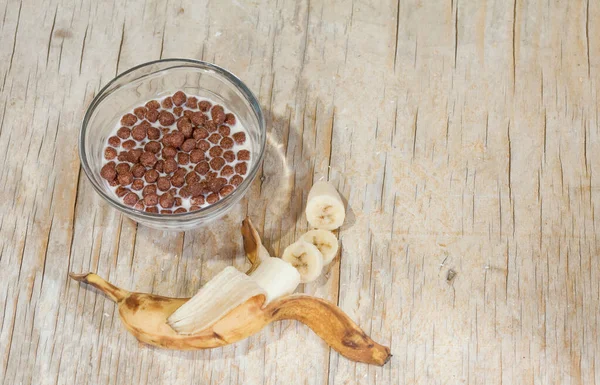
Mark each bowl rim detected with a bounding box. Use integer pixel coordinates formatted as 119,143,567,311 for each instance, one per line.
79,58,266,222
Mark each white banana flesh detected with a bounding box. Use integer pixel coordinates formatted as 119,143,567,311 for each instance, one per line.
301,229,339,265
167,266,265,335
305,181,345,230
250,257,301,304
282,241,324,283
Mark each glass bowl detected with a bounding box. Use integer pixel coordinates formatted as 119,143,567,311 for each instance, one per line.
79,59,266,231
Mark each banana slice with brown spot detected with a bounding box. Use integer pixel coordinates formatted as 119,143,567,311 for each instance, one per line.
281,241,324,283
305,181,345,230
301,229,339,265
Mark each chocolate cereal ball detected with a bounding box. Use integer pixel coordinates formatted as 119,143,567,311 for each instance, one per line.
115,186,129,197
131,163,146,178
218,125,230,136
208,133,221,144
131,179,144,191
235,162,248,175
177,117,193,137
157,176,171,191
122,140,136,150
158,110,175,126
225,113,236,125
204,120,217,132
186,96,198,109
191,111,207,126
179,187,191,198
172,91,187,106
143,184,157,196
209,146,223,157
121,113,138,126
162,146,177,159
232,132,246,144
164,158,178,174
123,192,139,206
220,137,234,149
131,124,147,141
211,105,226,125
210,157,225,171
195,161,210,175
154,160,165,173
144,193,159,206
170,131,185,148
146,109,159,123
193,127,209,140
208,177,227,193
220,185,234,197
117,127,131,139
197,140,210,151
140,151,157,167
144,141,161,153
159,193,175,209
146,100,160,110
220,165,234,177
134,107,147,119
230,175,243,186
223,150,235,163
185,172,200,185
206,193,220,204
177,152,190,165
190,149,204,163
101,162,117,181
104,147,117,160
161,97,173,109
115,163,130,175
237,150,250,161
191,195,205,206
147,126,160,140
198,100,211,112
181,139,196,152
108,136,121,147
144,169,159,183
118,172,134,186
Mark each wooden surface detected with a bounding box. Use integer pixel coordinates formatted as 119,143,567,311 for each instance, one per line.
1,0,599,384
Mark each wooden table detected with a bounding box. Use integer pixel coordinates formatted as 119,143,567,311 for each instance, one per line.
1,0,598,383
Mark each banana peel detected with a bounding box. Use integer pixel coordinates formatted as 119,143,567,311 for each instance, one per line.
69,218,391,366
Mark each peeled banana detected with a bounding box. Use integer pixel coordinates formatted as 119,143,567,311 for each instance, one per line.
250,257,301,304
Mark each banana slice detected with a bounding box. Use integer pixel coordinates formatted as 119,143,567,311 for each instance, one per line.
306,181,345,230
281,241,324,283
301,229,339,265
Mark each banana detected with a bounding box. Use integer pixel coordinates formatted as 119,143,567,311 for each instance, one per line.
301,229,339,265
69,273,391,365
281,241,324,283
305,181,346,230
68,217,392,366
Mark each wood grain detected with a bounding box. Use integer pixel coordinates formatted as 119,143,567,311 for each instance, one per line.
1,0,599,384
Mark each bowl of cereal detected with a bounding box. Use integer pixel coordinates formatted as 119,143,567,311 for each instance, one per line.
80,59,266,230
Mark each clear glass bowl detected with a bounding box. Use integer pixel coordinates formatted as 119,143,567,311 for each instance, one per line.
79,59,266,231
